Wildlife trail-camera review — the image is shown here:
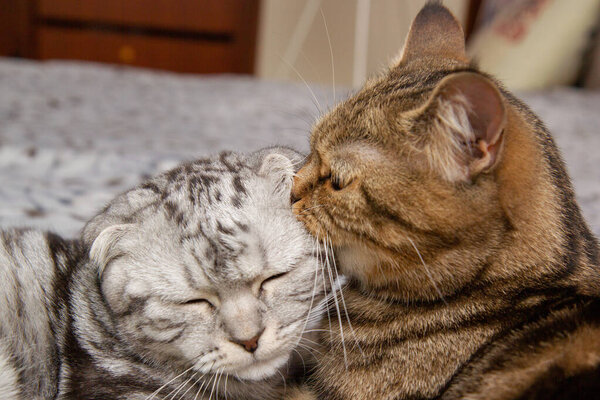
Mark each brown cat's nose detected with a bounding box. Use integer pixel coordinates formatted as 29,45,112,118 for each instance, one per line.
234,331,263,353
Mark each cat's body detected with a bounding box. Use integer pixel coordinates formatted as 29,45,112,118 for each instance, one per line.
291,3,600,399
0,229,80,400
1,148,327,400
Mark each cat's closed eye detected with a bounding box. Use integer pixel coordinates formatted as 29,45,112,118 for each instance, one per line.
181,298,213,308
327,173,352,191
259,272,289,292
330,175,343,191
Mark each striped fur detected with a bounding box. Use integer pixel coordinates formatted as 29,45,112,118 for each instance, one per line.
1,148,328,399
291,3,600,400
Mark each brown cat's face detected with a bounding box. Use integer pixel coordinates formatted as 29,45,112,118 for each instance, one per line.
292,7,510,300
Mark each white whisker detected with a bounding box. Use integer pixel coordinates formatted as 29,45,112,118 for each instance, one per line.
320,8,336,104
144,364,196,400
407,237,448,305
324,234,348,369
327,236,366,359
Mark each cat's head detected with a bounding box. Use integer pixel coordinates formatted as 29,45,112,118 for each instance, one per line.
292,3,571,301
82,148,326,382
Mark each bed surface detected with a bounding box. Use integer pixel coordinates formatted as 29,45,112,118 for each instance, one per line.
0,59,598,237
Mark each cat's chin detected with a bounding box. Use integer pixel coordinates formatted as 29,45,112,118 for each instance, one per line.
232,353,289,381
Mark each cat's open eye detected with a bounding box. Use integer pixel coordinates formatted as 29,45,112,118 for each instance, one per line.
259,272,288,291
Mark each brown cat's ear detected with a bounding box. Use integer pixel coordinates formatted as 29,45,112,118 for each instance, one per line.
398,2,467,64
417,72,507,181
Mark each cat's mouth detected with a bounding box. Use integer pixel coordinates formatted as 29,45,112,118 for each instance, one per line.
230,353,290,381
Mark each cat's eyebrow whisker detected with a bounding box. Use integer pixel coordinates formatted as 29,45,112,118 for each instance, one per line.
328,236,366,360
324,233,348,369
278,56,323,114
320,8,336,104
407,237,448,305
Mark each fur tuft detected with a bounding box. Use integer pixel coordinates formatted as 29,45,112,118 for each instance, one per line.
427,93,475,181
0,347,19,400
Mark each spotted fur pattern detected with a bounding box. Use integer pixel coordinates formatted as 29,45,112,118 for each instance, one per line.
0,148,328,399
290,3,600,400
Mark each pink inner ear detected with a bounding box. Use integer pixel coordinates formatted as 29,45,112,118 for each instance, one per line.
427,72,507,179
447,74,505,147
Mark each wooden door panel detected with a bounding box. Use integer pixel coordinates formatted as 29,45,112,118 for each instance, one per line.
38,27,237,74
37,0,241,33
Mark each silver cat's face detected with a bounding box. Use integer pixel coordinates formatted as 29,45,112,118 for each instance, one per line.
86,150,326,381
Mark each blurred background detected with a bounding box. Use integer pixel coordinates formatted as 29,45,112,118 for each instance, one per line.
0,0,599,237
3,0,599,89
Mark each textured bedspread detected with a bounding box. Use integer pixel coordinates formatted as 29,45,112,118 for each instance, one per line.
0,59,598,237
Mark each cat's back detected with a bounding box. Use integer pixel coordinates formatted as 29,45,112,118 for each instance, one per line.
0,229,81,400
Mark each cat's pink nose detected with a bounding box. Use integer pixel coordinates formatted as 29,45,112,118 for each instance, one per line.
235,332,263,353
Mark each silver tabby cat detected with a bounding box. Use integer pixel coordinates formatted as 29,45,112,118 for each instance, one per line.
0,148,327,400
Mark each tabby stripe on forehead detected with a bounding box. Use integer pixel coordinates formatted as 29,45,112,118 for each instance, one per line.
385,67,478,94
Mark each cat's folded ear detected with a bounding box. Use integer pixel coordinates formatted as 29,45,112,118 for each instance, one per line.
414,72,507,181
90,224,134,278
259,153,295,195
396,2,467,65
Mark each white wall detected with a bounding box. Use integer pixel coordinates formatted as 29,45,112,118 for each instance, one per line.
256,0,468,87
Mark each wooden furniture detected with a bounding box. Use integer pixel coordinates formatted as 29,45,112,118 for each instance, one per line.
0,0,260,74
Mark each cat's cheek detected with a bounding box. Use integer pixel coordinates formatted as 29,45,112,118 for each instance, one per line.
336,245,379,278
293,201,323,239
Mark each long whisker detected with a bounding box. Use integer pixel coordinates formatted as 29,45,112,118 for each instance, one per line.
214,369,224,400
209,368,223,400
277,369,288,396
318,234,334,344
407,237,448,305
145,364,197,400
320,8,336,104
164,371,195,400
194,361,216,400
278,57,323,114
327,236,366,359
295,234,324,349
177,369,207,400
324,233,348,369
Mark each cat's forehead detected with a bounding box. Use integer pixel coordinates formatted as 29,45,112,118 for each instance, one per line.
311,64,470,153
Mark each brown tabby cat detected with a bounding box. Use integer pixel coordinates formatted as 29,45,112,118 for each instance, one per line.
290,2,600,399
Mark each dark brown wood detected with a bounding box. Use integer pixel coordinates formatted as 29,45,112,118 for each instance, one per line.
37,0,243,34
230,0,260,74
37,26,238,74
3,0,260,74
0,0,35,57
